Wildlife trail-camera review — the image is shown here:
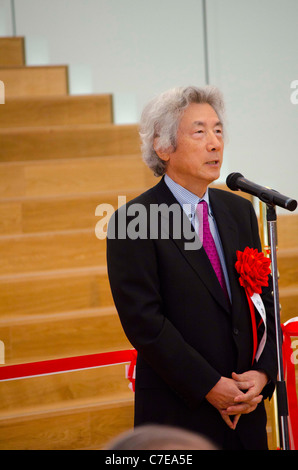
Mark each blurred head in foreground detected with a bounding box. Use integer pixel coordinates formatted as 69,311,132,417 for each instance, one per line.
106,424,218,450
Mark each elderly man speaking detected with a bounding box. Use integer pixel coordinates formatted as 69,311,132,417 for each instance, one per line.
107,86,277,450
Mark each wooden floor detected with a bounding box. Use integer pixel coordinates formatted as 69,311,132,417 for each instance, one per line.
0,36,297,450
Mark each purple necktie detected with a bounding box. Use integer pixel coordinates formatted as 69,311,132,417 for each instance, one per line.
197,200,229,299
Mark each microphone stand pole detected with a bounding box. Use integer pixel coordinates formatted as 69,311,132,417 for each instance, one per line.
266,204,290,450
259,202,280,449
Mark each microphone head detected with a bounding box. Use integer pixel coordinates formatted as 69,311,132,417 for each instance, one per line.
285,198,297,212
226,172,243,191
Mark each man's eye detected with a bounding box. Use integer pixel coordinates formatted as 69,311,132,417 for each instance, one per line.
215,129,222,134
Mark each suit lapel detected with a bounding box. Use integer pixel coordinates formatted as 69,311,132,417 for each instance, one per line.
153,179,231,313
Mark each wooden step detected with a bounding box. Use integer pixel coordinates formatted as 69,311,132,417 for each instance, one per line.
277,214,298,249
0,255,295,365
0,244,296,316
0,37,25,66
280,286,298,323
0,362,133,413
0,223,297,278
0,215,296,279
0,189,143,235
1,306,131,365
0,395,133,450
0,184,254,236
0,123,140,161
0,229,105,275
0,65,68,98
0,155,157,198
0,183,295,238
0,94,113,128
0,266,113,317
278,248,298,288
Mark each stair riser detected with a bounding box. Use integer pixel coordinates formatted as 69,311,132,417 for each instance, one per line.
0,155,156,198
0,270,113,317
0,37,25,67
0,364,132,413
0,95,113,128
0,66,68,98
0,400,133,450
0,191,141,235
1,310,130,365
0,125,140,161
0,231,106,275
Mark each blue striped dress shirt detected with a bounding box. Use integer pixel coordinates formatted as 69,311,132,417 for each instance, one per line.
164,174,231,301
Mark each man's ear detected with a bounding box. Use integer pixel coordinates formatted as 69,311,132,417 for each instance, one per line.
153,137,171,161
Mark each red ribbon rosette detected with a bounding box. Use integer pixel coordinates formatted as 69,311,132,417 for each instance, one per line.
235,247,271,363
235,247,271,297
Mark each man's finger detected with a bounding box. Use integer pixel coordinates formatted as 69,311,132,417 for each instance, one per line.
225,395,263,414
220,411,235,430
235,380,255,391
231,414,241,430
234,388,259,402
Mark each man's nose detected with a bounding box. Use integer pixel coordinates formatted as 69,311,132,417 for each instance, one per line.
206,132,222,152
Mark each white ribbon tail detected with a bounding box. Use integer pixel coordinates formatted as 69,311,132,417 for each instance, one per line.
251,293,267,362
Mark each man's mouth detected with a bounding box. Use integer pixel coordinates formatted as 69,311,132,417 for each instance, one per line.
206,160,219,165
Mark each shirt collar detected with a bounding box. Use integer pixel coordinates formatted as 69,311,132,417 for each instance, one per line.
164,174,212,219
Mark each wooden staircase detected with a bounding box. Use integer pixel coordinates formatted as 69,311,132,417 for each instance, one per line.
0,36,297,450
0,36,156,450
277,216,298,322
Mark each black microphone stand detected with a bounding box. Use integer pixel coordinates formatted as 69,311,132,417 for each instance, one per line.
226,172,296,449
266,204,290,450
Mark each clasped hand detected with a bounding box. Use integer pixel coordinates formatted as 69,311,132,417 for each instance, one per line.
205,370,268,430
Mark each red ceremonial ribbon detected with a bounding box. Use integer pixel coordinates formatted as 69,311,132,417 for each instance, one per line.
0,349,137,391
235,247,271,364
125,349,138,392
281,319,298,450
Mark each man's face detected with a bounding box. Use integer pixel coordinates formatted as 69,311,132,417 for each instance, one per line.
159,102,224,197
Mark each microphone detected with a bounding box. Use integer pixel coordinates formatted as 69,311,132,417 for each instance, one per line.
226,172,297,212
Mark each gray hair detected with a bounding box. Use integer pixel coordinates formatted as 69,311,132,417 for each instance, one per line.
106,424,218,450
139,85,226,177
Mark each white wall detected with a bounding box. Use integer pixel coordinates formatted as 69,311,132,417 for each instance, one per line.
0,0,13,36
207,0,298,205
1,0,298,207
11,0,206,124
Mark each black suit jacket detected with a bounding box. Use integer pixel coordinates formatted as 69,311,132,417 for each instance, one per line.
107,177,277,449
